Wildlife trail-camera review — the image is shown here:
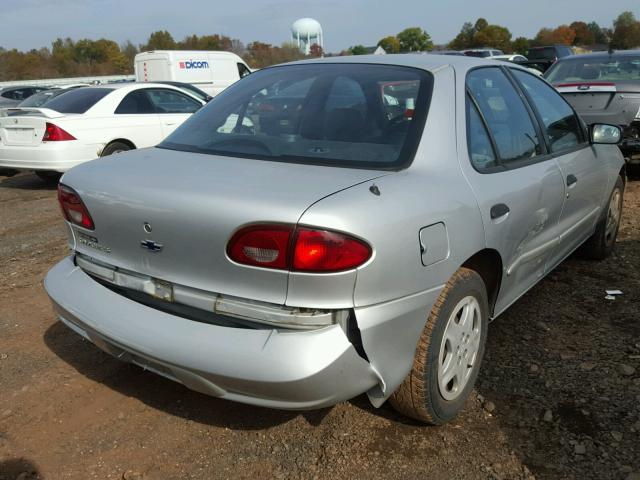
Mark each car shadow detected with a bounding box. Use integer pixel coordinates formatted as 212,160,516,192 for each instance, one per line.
0,457,41,479
42,321,332,430
0,172,55,190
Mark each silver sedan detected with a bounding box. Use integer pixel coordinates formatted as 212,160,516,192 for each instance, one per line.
45,54,625,424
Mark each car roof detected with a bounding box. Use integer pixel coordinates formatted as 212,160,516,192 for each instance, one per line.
556,49,640,60
286,53,524,73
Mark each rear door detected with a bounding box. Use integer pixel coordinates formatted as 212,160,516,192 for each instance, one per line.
113,89,163,146
145,88,202,137
463,67,565,314
510,69,607,265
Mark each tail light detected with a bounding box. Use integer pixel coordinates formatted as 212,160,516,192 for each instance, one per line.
43,123,76,142
57,184,94,230
227,224,372,273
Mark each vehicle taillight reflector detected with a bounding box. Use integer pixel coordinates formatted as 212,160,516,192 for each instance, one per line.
57,184,94,230
227,225,292,269
43,123,76,141
227,224,372,273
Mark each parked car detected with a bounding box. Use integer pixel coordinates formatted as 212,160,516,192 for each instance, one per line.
520,45,574,73
545,50,640,168
45,55,625,425
0,85,50,107
463,48,504,58
155,81,212,102
0,83,205,182
135,50,252,97
11,84,90,109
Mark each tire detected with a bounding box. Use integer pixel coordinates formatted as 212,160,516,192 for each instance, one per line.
389,267,489,425
35,171,62,184
101,141,132,157
580,175,624,260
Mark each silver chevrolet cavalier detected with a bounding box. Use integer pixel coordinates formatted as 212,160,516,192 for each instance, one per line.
45,55,625,424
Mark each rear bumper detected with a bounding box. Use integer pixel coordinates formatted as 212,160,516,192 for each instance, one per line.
0,142,102,172
44,256,379,409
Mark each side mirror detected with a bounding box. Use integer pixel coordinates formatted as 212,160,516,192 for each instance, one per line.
590,124,621,144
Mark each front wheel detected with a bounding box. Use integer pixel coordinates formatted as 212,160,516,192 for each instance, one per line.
389,267,489,424
580,175,624,260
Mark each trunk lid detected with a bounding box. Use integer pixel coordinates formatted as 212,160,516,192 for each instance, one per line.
62,147,388,305
556,81,640,126
0,108,66,146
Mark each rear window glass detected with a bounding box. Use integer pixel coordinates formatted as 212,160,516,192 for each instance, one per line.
527,48,557,60
43,88,112,113
18,90,60,107
159,64,432,169
545,56,640,83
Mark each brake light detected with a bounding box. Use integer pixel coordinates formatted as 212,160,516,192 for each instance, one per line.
57,184,94,230
227,224,372,273
43,123,76,141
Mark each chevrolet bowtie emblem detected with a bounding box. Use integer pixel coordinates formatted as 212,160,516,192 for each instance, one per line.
140,239,163,252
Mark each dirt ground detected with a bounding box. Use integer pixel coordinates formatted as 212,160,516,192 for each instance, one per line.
0,172,639,480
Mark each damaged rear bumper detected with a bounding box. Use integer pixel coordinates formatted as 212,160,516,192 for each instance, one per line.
45,256,381,409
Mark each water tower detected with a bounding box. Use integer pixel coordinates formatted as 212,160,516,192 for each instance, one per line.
292,18,323,55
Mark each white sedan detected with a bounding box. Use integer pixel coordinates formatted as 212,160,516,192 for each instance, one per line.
0,83,205,181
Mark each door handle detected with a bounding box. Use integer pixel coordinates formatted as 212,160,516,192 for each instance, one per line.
490,203,510,220
567,174,578,187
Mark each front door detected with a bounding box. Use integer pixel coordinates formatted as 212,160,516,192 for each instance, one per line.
463,67,566,314
145,88,203,137
508,69,608,267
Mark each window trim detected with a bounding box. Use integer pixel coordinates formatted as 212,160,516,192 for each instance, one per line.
465,65,547,174
505,67,589,157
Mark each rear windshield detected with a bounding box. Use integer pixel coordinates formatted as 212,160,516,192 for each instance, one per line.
527,48,557,60
43,88,112,113
465,51,491,58
159,63,433,169
545,55,640,83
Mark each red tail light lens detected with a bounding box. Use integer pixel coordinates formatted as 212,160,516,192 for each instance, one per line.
57,184,94,230
43,123,76,141
293,228,371,272
227,224,372,273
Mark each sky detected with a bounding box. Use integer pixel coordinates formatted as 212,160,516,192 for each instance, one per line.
0,0,639,53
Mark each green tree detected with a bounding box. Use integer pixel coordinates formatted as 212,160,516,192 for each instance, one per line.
474,24,512,51
512,37,530,55
474,18,489,32
611,11,640,49
142,30,175,51
397,27,433,52
348,45,368,55
449,22,475,50
587,21,608,44
377,36,400,53
121,40,138,69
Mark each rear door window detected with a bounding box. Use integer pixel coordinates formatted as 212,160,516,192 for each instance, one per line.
511,69,585,153
146,89,201,113
467,67,543,166
43,88,113,114
115,90,155,114
159,63,433,169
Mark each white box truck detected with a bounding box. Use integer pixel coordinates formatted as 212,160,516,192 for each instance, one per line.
134,50,252,97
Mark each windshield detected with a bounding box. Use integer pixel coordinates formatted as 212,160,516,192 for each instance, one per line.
43,88,112,113
545,55,640,83
159,63,432,169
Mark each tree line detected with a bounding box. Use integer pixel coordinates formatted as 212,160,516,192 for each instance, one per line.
362,11,640,56
0,11,638,82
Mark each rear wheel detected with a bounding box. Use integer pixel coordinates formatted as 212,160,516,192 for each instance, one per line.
101,141,132,157
580,175,624,260
389,268,489,424
35,171,62,184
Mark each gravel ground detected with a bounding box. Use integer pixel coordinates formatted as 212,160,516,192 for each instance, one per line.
0,172,638,480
